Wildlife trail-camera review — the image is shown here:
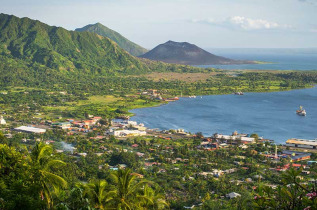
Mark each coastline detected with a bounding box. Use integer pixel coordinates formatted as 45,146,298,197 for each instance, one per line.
127,84,316,116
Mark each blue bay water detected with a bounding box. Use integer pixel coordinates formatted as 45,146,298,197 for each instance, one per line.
199,48,317,70
131,49,317,144
131,87,317,144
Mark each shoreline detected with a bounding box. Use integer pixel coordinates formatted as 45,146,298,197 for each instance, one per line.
128,84,316,116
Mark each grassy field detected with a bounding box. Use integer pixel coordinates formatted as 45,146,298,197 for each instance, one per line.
143,72,219,82
42,95,164,120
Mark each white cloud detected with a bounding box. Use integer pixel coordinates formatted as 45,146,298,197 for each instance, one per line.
192,16,292,31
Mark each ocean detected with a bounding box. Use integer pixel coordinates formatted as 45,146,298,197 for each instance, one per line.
199,48,317,71
131,49,317,144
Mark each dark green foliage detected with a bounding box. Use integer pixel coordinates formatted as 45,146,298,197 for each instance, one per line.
109,150,140,168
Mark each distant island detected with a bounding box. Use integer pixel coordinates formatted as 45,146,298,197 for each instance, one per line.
140,40,257,65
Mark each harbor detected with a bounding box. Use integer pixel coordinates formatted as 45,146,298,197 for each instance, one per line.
131,86,317,144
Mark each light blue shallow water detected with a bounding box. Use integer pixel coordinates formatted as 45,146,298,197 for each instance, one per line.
131,87,317,144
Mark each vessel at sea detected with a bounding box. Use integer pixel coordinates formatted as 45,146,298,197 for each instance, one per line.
296,105,306,116
234,92,244,95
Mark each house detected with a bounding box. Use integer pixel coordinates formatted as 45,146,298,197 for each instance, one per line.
90,116,102,123
226,192,241,199
83,120,95,128
136,152,144,157
58,122,72,129
200,142,219,150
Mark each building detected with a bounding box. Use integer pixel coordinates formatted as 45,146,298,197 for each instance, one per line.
214,133,255,144
307,161,317,166
111,130,146,137
0,116,6,125
14,126,46,134
200,142,219,150
282,150,311,162
58,122,72,129
90,116,102,123
226,192,241,199
286,138,317,149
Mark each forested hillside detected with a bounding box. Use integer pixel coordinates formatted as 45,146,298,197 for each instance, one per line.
76,23,148,56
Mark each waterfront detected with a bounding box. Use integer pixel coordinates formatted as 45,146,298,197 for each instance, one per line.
131,87,317,144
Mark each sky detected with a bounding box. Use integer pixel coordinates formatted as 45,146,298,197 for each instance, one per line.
1,0,317,49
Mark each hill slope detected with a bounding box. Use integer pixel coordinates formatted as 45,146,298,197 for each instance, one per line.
0,13,151,75
140,41,255,65
75,23,148,56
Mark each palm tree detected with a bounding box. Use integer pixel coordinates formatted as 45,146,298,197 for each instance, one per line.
31,142,67,209
140,185,169,209
108,168,151,209
84,179,113,209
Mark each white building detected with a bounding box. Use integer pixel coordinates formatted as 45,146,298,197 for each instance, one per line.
111,129,146,137
226,192,241,199
14,126,46,134
215,134,255,144
0,116,6,125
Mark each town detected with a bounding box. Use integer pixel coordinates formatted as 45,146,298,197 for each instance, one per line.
0,112,316,209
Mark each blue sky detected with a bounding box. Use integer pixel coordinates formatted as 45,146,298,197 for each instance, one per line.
1,0,317,48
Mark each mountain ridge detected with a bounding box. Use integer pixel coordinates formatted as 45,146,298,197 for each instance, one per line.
75,23,148,56
0,13,154,74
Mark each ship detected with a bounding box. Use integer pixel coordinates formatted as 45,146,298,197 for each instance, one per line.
234,92,244,95
296,106,306,116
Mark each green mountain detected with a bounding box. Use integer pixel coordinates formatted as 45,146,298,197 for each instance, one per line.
0,13,206,90
75,23,148,56
0,13,153,75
